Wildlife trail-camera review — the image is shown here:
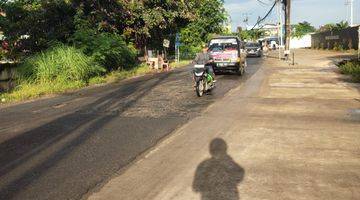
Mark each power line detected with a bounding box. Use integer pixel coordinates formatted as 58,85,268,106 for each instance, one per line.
257,0,271,6
251,1,277,30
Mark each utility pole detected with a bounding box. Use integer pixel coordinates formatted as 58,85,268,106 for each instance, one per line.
279,1,284,47
345,0,354,26
350,0,354,26
358,26,360,61
277,0,283,59
284,0,291,58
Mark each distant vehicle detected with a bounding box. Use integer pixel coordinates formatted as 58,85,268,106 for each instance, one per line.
245,42,262,57
259,37,279,50
207,36,247,75
269,40,278,50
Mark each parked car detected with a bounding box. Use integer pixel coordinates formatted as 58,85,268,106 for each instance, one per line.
207,36,247,75
245,42,262,57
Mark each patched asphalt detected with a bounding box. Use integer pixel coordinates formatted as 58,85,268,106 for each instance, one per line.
0,58,262,200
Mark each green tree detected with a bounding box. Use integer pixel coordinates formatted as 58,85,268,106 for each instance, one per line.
318,21,349,32
0,0,227,59
292,21,315,38
179,0,227,57
0,0,75,57
113,0,200,51
70,0,129,34
239,29,265,41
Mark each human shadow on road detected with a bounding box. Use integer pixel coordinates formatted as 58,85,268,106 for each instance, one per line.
193,138,245,200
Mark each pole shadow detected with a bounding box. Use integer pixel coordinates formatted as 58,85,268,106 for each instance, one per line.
193,138,245,200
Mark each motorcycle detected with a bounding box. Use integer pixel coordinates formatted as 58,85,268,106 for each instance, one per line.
193,64,215,97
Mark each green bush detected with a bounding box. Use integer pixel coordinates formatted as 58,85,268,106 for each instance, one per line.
179,45,202,60
18,45,105,83
70,29,137,71
338,60,360,82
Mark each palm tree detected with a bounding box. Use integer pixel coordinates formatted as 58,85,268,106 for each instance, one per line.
335,21,349,30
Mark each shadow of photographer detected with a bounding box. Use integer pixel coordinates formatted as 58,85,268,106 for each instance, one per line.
193,138,245,200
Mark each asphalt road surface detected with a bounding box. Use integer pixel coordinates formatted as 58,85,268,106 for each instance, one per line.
0,57,262,200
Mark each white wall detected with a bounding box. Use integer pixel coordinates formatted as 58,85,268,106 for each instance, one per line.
290,34,312,49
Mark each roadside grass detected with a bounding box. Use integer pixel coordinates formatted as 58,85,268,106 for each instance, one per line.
88,63,153,85
0,59,192,104
89,60,191,85
0,81,86,103
337,59,360,82
170,60,192,68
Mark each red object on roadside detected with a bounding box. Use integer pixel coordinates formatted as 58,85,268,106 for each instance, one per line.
2,40,9,50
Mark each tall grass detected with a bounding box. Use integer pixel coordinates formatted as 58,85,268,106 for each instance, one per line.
18,45,105,84
0,45,105,102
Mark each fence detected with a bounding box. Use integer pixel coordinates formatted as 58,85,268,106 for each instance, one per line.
311,26,359,50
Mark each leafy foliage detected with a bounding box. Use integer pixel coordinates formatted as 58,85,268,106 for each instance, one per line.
292,21,315,38
123,0,196,49
0,0,75,56
179,0,227,57
70,27,137,71
70,0,128,34
1,0,226,58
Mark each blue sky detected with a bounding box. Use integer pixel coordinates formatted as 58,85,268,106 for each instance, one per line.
224,0,360,31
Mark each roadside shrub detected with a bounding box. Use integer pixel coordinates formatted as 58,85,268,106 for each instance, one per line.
333,43,345,51
179,45,202,60
70,29,137,71
338,60,360,82
18,45,105,83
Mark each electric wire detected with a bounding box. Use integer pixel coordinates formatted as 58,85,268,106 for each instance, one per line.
251,1,277,30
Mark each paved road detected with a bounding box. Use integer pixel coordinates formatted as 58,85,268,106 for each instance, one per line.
87,49,360,200
0,58,263,200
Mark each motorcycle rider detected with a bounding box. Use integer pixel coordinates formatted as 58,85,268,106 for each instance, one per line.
193,46,216,83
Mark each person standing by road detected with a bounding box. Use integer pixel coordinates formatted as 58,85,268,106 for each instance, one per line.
263,41,269,58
